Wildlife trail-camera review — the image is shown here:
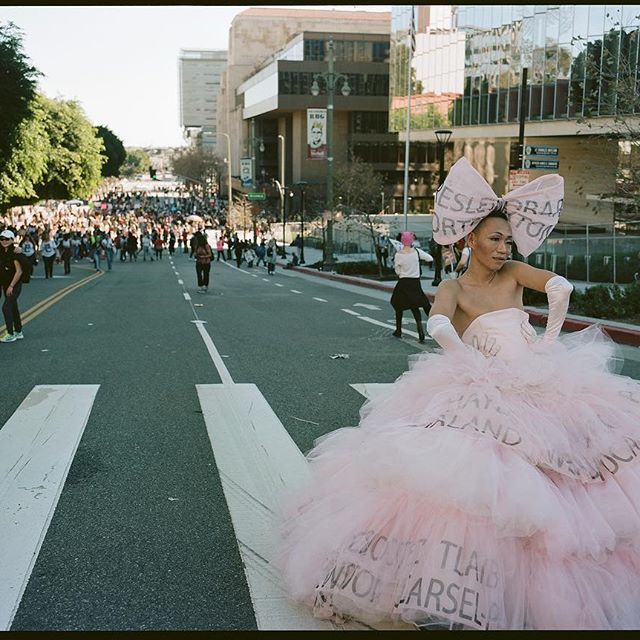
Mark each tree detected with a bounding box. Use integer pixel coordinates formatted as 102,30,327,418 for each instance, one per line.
121,148,151,178
0,93,51,207
573,18,640,220
170,146,223,190
334,156,387,277
34,95,104,200
0,22,41,174
96,125,126,177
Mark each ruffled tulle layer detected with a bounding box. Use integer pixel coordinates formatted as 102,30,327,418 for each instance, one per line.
274,325,640,629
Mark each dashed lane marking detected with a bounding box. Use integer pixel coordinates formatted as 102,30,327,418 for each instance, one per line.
275,283,284,288
313,297,328,303
178,279,184,285
290,290,302,294
183,292,191,301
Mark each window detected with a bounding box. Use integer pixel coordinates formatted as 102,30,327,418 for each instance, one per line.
304,39,325,61
350,112,388,134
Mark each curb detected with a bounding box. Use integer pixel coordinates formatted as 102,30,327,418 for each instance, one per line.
285,264,640,347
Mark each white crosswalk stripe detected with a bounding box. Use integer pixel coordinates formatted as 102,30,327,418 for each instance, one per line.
0,385,100,630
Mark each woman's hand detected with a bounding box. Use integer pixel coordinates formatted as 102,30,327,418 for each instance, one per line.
5,285,14,297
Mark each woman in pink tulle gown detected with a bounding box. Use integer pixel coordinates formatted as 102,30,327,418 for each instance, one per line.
274,158,640,630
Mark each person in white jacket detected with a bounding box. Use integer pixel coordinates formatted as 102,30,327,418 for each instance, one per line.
389,231,433,342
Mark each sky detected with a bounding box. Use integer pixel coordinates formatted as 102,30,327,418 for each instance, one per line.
1,5,391,149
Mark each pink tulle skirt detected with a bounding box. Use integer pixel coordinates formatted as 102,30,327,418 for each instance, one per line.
273,326,640,629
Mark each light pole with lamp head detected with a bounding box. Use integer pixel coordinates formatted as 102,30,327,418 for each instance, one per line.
248,119,265,189
311,36,351,272
276,133,286,257
219,132,233,215
433,129,452,286
293,181,308,264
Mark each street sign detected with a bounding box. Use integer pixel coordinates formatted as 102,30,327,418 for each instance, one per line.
525,145,559,157
247,192,266,201
523,158,559,170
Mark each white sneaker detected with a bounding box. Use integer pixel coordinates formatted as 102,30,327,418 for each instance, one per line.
14,331,24,340
0,332,17,343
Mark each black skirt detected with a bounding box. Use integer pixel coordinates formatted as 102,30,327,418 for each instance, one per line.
390,277,430,311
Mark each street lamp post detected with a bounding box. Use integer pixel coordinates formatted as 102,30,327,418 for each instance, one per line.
292,181,308,264
248,119,265,189
220,132,232,214
277,134,286,257
311,36,351,272
433,129,453,286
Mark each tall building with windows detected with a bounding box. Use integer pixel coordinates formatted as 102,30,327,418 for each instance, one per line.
178,49,227,151
238,30,395,194
390,5,640,223
216,7,390,201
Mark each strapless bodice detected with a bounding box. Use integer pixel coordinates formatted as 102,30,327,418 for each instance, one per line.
462,308,536,360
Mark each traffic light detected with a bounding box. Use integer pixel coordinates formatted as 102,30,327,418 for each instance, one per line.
149,167,157,180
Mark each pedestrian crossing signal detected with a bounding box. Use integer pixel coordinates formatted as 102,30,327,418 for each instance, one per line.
149,167,157,180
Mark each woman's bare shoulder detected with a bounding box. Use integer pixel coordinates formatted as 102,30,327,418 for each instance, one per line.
433,278,462,303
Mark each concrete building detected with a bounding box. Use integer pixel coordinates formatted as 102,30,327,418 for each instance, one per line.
390,5,640,225
178,49,227,151
216,7,391,203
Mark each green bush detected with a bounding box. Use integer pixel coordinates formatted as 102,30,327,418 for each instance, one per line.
525,282,640,322
522,288,548,306
569,284,625,319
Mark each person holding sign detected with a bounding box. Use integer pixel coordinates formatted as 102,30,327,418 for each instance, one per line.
274,157,640,630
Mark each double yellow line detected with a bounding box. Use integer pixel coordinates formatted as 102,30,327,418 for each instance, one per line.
0,270,104,334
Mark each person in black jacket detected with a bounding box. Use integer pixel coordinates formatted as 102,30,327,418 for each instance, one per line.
0,229,24,343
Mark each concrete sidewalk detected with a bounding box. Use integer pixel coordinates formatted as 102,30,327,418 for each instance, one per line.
277,244,640,347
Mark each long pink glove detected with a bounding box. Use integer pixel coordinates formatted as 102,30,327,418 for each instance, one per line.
543,275,573,343
426,314,467,353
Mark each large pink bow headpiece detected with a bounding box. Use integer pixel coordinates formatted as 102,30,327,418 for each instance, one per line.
433,157,564,257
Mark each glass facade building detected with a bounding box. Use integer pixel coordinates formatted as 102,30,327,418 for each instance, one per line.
390,5,640,131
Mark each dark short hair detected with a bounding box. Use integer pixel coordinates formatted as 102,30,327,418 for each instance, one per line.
474,206,509,233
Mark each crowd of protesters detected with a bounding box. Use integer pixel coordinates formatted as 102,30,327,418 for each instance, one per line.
0,190,288,343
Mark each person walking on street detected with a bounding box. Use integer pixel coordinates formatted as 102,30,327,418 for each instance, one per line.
18,230,36,282
60,233,72,274
153,234,164,260
194,233,213,293
216,236,226,261
0,230,24,343
266,238,277,276
101,233,114,271
389,231,433,342
234,239,244,267
141,233,153,261
40,231,57,279
255,239,266,267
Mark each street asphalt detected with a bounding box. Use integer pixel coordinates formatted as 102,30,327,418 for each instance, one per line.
2,249,640,631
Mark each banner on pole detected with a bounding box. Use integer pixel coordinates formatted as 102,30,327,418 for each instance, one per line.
307,109,327,160
240,158,253,188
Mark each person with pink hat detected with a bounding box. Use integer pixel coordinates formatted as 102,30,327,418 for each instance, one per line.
389,230,433,342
